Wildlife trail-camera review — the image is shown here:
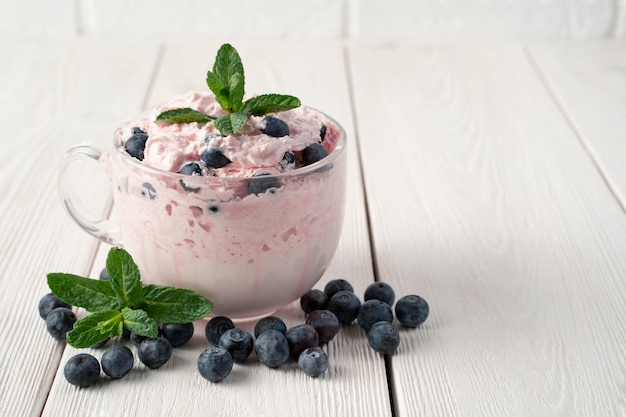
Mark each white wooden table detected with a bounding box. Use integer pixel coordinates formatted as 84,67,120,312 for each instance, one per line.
1,38,625,417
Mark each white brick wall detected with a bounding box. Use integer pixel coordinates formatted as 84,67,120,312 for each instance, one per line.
1,0,625,40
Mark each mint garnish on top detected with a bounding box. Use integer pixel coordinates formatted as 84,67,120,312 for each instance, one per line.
155,43,301,136
47,247,213,348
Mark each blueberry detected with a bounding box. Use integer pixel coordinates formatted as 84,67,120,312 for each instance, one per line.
285,324,319,359
279,151,295,171
357,300,394,332
367,321,400,355
99,267,109,281
139,182,157,200
101,345,134,379
125,132,148,160
254,316,287,338
137,337,172,369
205,316,234,346
218,328,254,362
91,338,110,349
179,162,202,176
38,293,71,319
300,289,329,314
328,291,361,323
301,143,328,166
208,204,219,213
306,310,340,345
298,347,329,378
130,331,150,347
319,124,327,141
132,126,145,135
161,322,194,347
64,353,101,387
260,116,290,137
324,279,354,299
45,307,76,340
198,347,233,382
254,329,290,368
364,282,396,306
395,295,429,328
201,147,231,168
247,173,281,195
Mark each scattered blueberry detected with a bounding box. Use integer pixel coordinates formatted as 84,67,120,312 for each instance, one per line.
357,300,393,332
38,293,71,319
198,347,233,382
161,322,195,347
179,162,202,176
137,337,173,369
201,147,231,168
285,324,319,359
306,310,340,345
261,116,290,137
99,267,109,281
205,316,234,346
300,289,329,314
395,295,429,328
324,279,354,299
101,345,134,379
367,321,400,355
139,182,157,200
328,291,361,323
91,338,110,349
364,282,396,306
247,173,280,195
130,332,150,347
279,151,295,171
125,132,148,160
45,307,76,340
298,347,329,378
319,124,327,141
301,143,328,166
64,353,101,387
254,316,287,338
219,328,254,362
255,329,290,368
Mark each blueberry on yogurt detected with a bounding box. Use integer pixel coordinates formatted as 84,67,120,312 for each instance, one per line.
301,143,328,166
125,132,148,161
247,173,281,196
201,147,231,169
261,116,290,137
179,162,202,176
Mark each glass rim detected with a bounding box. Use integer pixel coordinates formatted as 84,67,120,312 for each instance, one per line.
112,107,347,181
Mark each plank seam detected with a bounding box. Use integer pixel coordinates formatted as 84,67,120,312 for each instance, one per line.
523,44,626,215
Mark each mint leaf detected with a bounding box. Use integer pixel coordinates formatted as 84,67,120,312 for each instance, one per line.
66,310,123,348
156,108,216,123
241,94,301,116
106,247,143,308
141,284,213,323
47,273,120,312
121,307,159,338
207,43,245,112
214,112,249,136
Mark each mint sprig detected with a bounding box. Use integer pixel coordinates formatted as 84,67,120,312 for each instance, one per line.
47,248,213,348
155,43,301,136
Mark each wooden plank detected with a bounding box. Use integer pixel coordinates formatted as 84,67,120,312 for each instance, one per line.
348,44,626,417
0,39,160,417
40,41,391,417
528,41,626,207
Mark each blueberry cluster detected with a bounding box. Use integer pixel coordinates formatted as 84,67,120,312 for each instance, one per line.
38,292,195,387
301,279,429,355
199,312,336,382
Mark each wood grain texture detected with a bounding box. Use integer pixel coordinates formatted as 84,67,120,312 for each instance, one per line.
528,41,626,208
348,44,626,417
0,39,160,417
39,41,391,417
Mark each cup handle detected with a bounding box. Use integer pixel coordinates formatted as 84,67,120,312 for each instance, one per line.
58,144,123,247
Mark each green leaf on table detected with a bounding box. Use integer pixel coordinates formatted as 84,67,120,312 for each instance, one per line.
214,112,249,136
141,284,213,324
47,273,120,312
106,247,143,308
207,43,245,112
121,307,159,338
241,94,301,116
66,309,123,348
156,108,216,124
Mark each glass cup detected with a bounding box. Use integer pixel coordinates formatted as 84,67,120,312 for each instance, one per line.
58,110,347,321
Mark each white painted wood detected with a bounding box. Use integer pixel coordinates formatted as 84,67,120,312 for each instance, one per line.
0,0,76,35
348,43,626,416
0,39,160,417
528,41,626,207
40,41,391,417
